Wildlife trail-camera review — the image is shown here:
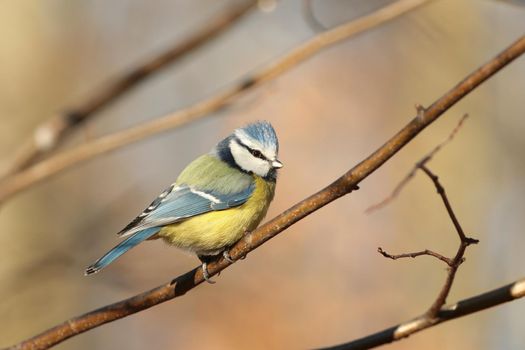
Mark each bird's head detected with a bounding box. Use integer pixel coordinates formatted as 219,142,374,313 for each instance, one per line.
214,121,282,180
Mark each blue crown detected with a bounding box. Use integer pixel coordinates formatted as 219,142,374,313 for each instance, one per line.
240,121,279,150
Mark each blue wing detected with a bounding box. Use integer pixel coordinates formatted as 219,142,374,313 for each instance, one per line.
85,183,255,275
118,182,255,237
85,182,255,275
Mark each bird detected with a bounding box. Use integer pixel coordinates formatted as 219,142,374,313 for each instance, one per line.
85,121,282,283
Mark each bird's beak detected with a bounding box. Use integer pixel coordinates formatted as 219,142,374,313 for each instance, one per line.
272,159,283,169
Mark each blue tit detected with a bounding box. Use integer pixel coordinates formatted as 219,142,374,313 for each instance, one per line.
85,120,282,282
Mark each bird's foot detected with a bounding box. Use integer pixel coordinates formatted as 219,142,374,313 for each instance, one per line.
222,250,235,263
201,262,216,284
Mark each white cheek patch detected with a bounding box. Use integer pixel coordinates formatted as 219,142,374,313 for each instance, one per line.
230,140,271,177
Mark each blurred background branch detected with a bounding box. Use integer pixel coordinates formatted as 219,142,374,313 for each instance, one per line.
366,113,469,213
0,0,257,180
0,0,431,203
8,32,525,350
302,0,329,32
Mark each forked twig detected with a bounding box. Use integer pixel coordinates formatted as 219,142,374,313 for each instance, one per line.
372,112,478,314
418,164,479,315
376,162,479,316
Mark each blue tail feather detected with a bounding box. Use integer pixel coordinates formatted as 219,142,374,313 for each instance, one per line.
85,227,160,275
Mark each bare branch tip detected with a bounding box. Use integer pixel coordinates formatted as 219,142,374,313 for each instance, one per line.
377,247,394,260
365,198,389,214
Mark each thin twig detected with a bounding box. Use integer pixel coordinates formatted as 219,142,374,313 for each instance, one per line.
377,247,452,265
366,113,469,213
0,0,433,203
420,113,469,164
6,33,525,350
0,0,257,179
320,278,525,350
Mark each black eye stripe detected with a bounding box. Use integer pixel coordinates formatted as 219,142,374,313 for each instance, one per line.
233,138,268,161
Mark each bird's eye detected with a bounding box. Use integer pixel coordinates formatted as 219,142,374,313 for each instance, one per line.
249,149,265,159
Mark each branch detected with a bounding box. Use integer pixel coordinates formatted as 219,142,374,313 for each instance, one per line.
0,0,432,203
320,278,525,350
0,0,257,179
7,34,525,350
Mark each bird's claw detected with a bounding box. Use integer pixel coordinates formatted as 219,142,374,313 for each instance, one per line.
201,262,216,284
223,250,235,263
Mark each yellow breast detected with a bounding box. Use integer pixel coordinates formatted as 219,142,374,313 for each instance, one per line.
158,176,275,256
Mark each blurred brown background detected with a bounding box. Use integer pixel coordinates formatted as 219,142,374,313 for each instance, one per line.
1,0,525,349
